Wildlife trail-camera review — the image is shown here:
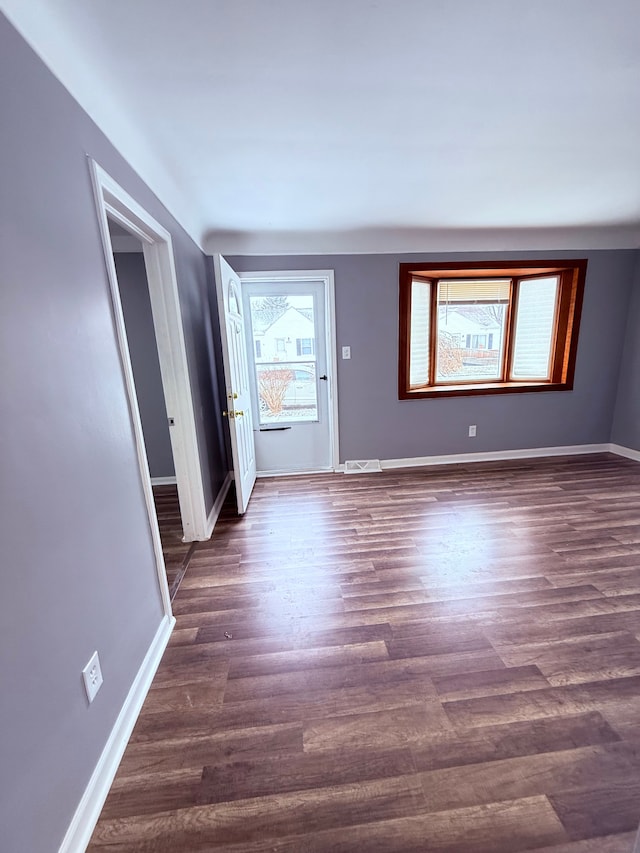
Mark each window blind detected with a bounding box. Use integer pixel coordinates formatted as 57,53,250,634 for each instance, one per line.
409,278,431,388
438,278,511,304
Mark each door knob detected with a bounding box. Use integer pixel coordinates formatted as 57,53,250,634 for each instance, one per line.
222,410,235,418
319,374,328,381
235,410,245,417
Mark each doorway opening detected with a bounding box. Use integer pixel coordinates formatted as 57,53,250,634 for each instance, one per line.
213,258,340,516
108,220,196,596
90,160,209,611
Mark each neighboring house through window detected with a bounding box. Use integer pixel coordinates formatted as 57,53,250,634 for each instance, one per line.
296,337,315,356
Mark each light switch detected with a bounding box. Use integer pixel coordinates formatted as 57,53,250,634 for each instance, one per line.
342,346,351,359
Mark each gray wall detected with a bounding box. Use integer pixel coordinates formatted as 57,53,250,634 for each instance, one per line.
114,252,176,479
612,253,640,450
0,14,228,853
230,250,638,461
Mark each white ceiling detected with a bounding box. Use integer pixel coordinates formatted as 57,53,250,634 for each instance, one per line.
4,0,640,253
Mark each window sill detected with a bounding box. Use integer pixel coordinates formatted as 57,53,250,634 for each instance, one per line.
401,381,573,400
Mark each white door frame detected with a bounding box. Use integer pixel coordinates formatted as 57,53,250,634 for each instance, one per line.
239,269,340,472
89,160,210,611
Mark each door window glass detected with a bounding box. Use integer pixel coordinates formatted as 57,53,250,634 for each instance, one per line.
248,294,318,424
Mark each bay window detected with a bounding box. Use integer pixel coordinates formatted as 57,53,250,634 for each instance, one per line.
399,260,586,398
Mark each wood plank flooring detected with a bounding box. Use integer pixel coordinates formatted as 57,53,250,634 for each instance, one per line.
153,484,195,599
89,453,640,852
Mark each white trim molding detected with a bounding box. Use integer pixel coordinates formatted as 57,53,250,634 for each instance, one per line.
58,615,175,853
257,467,335,478
89,159,209,546
332,443,640,472
206,472,233,537
609,443,640,463
150,476,178,486
380,444,611,470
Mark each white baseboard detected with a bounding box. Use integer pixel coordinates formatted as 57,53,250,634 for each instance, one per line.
609,443,640,462
333,442,640,474
334,443,640,473
205,472,233,538
150,476,177,486
379,443,611,470
58,614,175,853
256,467,335,478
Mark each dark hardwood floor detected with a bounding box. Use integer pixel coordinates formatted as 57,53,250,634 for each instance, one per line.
90,453,640,851
153,484,195,599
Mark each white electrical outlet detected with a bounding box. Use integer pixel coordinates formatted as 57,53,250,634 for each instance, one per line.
342,346,351,359
82,651,103,704
468,425,477,437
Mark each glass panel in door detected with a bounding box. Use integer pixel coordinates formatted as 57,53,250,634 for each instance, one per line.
248,293,318,424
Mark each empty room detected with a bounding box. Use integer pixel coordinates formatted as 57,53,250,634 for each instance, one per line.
2,2,640,852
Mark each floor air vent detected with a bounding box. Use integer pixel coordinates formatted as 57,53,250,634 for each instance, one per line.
344,459,382,474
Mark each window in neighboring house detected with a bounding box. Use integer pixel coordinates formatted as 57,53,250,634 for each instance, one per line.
296,337,315,356
276,338,286,353
255,340,262,358
399,260,586,399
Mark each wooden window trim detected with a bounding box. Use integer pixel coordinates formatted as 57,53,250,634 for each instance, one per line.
502,276,517,382
399,259,587,400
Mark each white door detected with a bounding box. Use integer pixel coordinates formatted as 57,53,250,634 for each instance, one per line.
213,255,257,514
241,272,338,475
